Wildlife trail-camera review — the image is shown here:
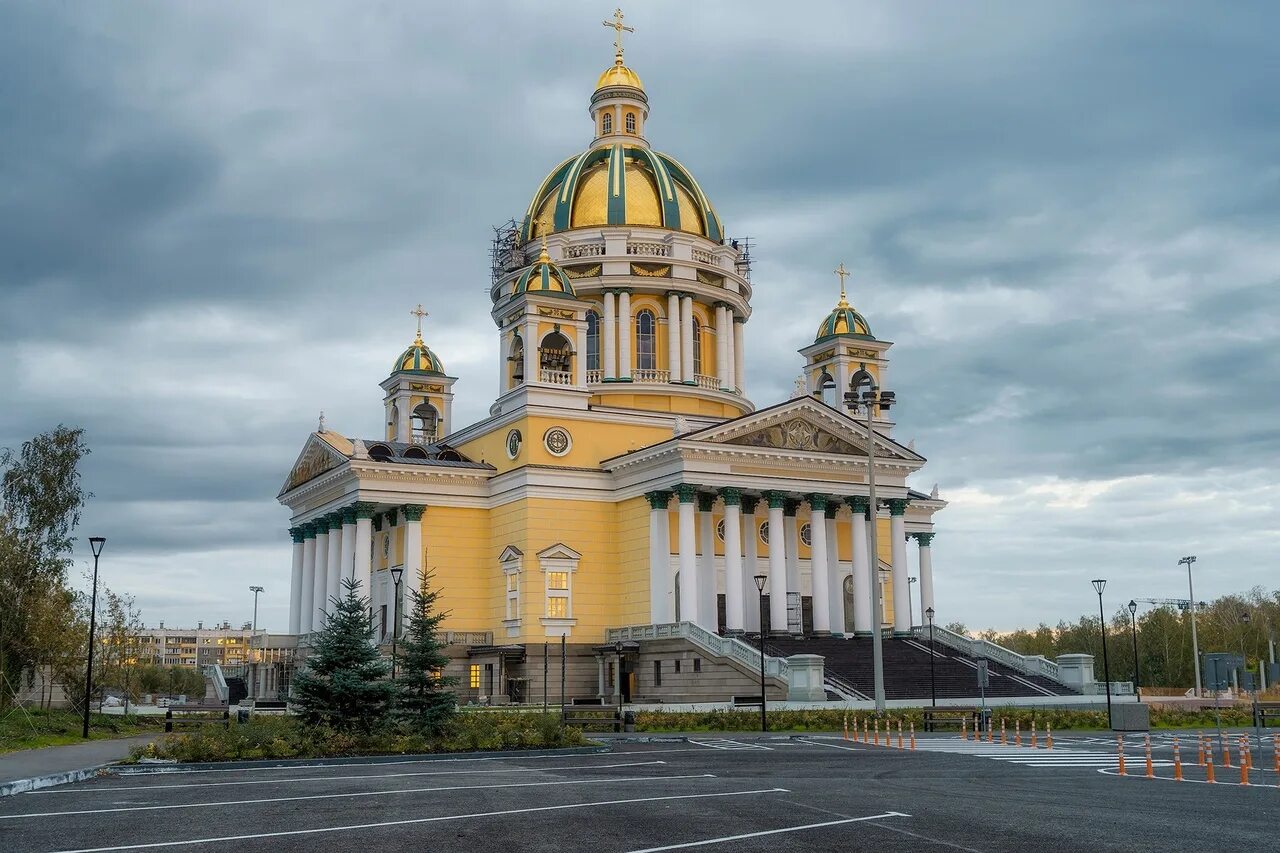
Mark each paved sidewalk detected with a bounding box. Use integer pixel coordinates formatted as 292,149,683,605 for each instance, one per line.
0,735,156,795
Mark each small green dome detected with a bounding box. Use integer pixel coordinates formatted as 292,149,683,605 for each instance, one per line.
512,240,577,298
392,334,445,375
815,289,874,342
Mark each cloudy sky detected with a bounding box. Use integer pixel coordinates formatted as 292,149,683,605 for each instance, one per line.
3,1,1277,634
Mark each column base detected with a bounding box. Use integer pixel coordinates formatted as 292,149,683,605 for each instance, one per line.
853,631,874,638
769,630,791,639
809,630,832,638
616,376,634,382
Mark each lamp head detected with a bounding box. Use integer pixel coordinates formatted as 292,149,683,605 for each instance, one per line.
1179,555,1196,566
390,567,404,586
89,537,105,557
1128,599,1137,616
753,574,767,592
249,585,264,594
878,390,896,409
1091,578,1106,595
925,607,935,621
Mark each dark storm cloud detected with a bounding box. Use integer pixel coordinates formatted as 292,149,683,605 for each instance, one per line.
2,1,1277,630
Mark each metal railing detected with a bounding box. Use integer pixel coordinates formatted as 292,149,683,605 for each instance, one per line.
914,624,1064,683
606,622,790,680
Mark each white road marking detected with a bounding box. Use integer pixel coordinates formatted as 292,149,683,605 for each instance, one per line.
688,739,771,751
110,749,625,776
1095,768,1280,787
36,760,666,794
43,787,790,852
624,811,911,852
1,774,714,820
796,739,865,752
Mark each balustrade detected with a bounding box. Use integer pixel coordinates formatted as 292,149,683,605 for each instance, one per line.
626,241,670,257
565,242,605,258
538,369,574,385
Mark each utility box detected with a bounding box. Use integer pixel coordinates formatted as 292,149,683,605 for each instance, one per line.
1110,703,1149,732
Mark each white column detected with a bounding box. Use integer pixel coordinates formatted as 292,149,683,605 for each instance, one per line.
299,529,316,634
647,492,672,623
807,496,831,635
724,311,737,393
850,498,872,635
288,529,304,635
617,290,632,379
575,323,588,386
680,295,695,383
785,504,800,599
339,511,356,586
603,291,617,380
889,501,911,634
325,519,342,614
395,398,410,443
722,490,745,633
715,304,731,390
698,494,716,630
824,507,844,634
917,532,935,617
354,504,374,601
765,494,788,636
676,487,698,624
733,320,745,395
404,505,425,600
522,319,538,385
742,498,760,633
667,291,682,381
312,523,330,627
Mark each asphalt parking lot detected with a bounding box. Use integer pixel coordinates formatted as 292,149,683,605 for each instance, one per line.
0,734,1276,852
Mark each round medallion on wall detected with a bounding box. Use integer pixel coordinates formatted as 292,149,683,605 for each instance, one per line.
800,523,812,547
716,519,725,542
505,429,522,459
758,520,770,544
543,426,572,457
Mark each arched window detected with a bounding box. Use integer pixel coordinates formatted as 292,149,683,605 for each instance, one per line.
411,402,439,444
692,318,702,376
539,331,573,378
625,112,636,134
509,335,524,386
818,372,837,407
368,444,393,462
601,113,613,134
586,310,601,372
636,309,656,371
403,446,429,460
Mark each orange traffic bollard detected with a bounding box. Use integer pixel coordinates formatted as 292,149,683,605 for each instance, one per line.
986,719,993,743
1001,718,1007,745
1046,723,1054,750
1224,737,1233,768
1273,735,1279,776
910,721,917,750
1205,742,1216,784
874,718,880,746
1015,719,1022,747
1144,734,1154,778
1173,736,1183,782
897,719,904,750
843,712,849,742
1240,738,1249,786
1031,721,1038,749
1117,734,1126,776
1197,733,1205,766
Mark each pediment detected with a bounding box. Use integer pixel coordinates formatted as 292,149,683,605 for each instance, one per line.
499,545,524,563
278,433,350,496
683,397,922,462
536,542,582,561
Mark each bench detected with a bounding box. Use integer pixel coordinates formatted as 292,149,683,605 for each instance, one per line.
922,707,981,733
164,707,230,733
1255,703,1280,727
561,708,623,732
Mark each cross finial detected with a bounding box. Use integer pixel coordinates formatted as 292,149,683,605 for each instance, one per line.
834,262,851,305
410,303,428,341
602,8,634,64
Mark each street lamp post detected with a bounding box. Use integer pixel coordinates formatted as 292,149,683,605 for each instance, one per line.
1092,579,1112,728
1179,556,1201,697
926,606,936,717
845,377,895,713
613,641,625,722
249,586,264,632
389,567,403,680
82,537,106,739
754,575,768,732
1128,599,1140,702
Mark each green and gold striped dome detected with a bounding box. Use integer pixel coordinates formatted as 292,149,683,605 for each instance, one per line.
521,145,723,243
815,289,874,342
513,239,576,297
392,334,445,375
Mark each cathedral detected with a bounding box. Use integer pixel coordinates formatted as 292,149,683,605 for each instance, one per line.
277,20,944,704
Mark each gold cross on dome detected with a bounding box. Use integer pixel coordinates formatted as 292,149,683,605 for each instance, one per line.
410,303,428,339
833,262,851,304
602,8,634,60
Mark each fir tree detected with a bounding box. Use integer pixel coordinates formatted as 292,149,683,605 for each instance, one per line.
394,570,457,733
290,577,394,731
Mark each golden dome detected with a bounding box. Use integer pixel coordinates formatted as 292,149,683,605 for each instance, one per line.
595,58,644,93
392,333,445,375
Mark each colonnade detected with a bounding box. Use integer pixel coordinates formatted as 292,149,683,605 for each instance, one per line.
599,290,744,391
645,488,936,637
288,503,424,635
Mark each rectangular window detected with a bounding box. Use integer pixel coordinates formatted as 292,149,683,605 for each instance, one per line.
653,660,662,687
548,571,569,590
674,659,681,673
507,574,518,592
693,658,701,673
547,596,568,619
469,664,481,689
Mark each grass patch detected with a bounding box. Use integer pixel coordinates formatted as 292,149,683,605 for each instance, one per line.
0,708,166,754
129,711,590,763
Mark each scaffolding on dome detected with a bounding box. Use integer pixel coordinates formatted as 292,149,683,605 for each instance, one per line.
728,236,754,282
490,218,525,286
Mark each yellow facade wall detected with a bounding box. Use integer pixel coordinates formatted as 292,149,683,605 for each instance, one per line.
423,506,492,633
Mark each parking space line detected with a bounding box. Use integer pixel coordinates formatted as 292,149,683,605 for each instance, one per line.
688,739,771,751
795,739,864,752
35,760,667,794
43,787,790,853
1,774,715,820
623,811,911,852
110,750,622,777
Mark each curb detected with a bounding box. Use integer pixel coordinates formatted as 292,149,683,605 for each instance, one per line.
0,764,110,797
109,744,611,775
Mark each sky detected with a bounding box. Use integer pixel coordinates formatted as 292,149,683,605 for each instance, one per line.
2,1,1277,635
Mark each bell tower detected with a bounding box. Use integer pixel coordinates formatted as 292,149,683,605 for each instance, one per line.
799,264,892,421
382,305,457,444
